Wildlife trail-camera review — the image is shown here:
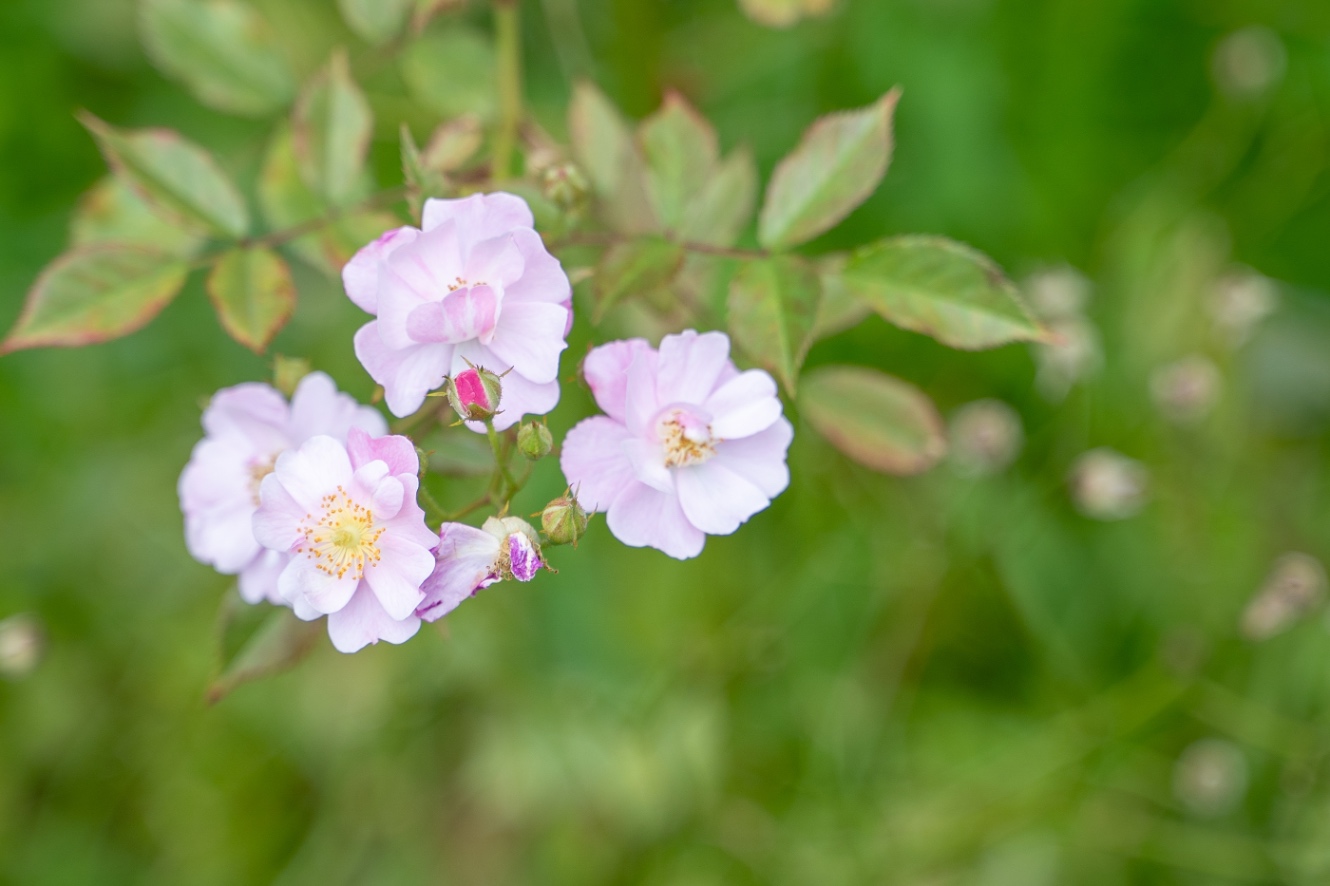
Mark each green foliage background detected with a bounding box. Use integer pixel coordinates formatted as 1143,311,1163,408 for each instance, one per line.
4,0,1330,882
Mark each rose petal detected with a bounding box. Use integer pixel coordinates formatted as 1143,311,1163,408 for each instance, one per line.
327,585,421,653
606,482,706,560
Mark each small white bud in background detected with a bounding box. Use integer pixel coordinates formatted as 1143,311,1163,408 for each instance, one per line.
1209,268,1278,348
1240,552,1326,641
949,399,1024,477
1174,738,1248,817
0,613,44,680
1150,355,1222,424
1212,27,1286,100
1036,316,1103,402
1068,448,1149,520
1025,265,1092,322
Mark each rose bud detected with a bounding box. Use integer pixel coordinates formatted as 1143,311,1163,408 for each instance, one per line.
0,614,44,680
542,492,589,547
445,366,503,422
542,162,590,212
517,421,554,460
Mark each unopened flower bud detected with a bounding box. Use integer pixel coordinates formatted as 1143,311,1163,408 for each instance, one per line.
272,354,311,397
445,366,503,422
517,421,554,460
542,492,589,547
0,614,44,680
949,399,1023,476
482,516,545,582
1151,355,1222,425
1173,738,1248,817
1025,265,1092,322
1241,552,1326,641
1212,26,1285,100
1068,448,1149,520
542,162,590,212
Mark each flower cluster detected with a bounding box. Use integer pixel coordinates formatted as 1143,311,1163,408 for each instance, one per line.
179,193,794,655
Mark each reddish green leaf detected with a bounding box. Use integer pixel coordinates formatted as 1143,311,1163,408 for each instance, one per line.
593,238,686,323
293,51,373,208
337,0,413,45
680,147,758,248
569,80,654,234
1,246,189,354
400,29,497,122
800,365,947,475
842,235,1043,349
423,114,483,172
758,89,899,250
207,247,296,353
80,113,249,239
70,177,203,258
139,0,294,117
726,256,822,394
812,254,870,341
638,92,719,232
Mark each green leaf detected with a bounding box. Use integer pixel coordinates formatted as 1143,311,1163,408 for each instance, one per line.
568,80,654,234
400,124,447,219
757,89,900,250
139,0,295,117
593,238,686,323
207,594,323,704
70,177,203,258
337,0,413,45
80,113,249,239
293,51,373,208
638,92,719,232
812,253,870,340
679,147,758,248
726,256,822,394
799,365,947,475
842,235,1044,349
423,114,483,172
400,29,497,122
1,246,189,354
206,247,296,353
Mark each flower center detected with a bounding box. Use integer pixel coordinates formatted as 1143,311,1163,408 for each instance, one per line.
294,485,384,581
248,452,280,505
658,408,717,468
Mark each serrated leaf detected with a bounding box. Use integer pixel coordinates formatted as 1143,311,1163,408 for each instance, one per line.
568,80,654,234
139,0,295,117
758,89,899,250
638,92,719,232
679,147,758,248
593,238,685,323
207,247,296,353
400,29,497,122
81,113,249,239
70,177,203,258
423,114,483,172
1,246,189,354
293,51,373,209
799,365,946,475
812,253,870,340
842,235,1043,349
726,256,822,394
337,0,413,45
208,596,323,704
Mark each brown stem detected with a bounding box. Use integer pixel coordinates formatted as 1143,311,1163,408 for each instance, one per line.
548,231,768,261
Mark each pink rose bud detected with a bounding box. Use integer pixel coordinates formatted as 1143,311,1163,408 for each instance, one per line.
446,366,503,422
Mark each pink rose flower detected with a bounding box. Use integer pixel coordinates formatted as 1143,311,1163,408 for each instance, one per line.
344,193,573,428
415,517,545,623
252,429,439,653
178,373,386,605
560,330,793,559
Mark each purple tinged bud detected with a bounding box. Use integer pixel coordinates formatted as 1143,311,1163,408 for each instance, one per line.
508,533,542,582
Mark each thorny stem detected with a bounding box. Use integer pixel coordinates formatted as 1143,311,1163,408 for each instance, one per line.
492,0,524,182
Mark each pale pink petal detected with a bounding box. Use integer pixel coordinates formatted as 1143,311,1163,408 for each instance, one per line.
342,226,419,314
712,417,793,498
624,438,672,492
346,427,419,476
606,482,706,560
416,524,500,622
186,499,261,572
377,222,463,349
582,339,651,421
462,233,525,290
279,555,359,614
705,370,782,439
486,301,569,384
406,284,499,344
624,349,662,437
559,416,636,511
363,534,432,620
386,476,442,549
252,473,306,551
656,330,731,405
238,549,287,605
354,321,452,418
201,383,289,447
327,585,421,653
178,437,253,512
422,192,533,241
504,229,572,305
358,468,404,520
674,460,771,536
272,436,353,512
287,371,387,441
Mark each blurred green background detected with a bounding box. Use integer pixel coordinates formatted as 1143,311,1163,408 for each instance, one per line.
4,0,1330,883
